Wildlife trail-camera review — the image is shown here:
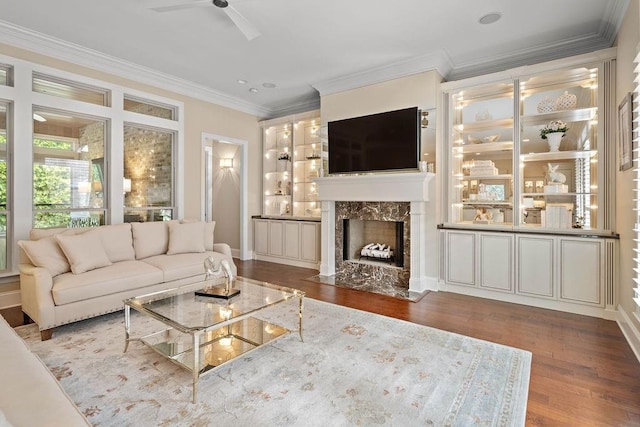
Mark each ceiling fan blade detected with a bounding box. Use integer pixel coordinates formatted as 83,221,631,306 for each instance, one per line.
223,5,261,40
150,0,211,13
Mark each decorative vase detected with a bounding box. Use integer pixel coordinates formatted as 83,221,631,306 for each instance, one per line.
555,91,577,110
537,97,556,113
546,132,563,152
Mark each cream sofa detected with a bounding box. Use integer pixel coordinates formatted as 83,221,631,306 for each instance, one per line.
0,315,89,426
18,220,236,340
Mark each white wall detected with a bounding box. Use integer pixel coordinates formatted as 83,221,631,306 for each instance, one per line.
614,0,640,335
212,140,241,252
320,70,443,283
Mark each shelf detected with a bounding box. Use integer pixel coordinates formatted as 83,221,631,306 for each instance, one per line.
459,174,513,180
458,141,513,154
520,150,596,162
454,118,513,133
296,142,323,149
462,201,513,206
520,107,596,126
521,192,597,197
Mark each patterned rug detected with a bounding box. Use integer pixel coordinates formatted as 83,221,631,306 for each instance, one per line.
16,299,531,426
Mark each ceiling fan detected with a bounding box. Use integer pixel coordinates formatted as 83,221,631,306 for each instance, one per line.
150,0,261,41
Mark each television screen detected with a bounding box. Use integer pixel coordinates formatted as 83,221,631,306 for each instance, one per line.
328,107,420,175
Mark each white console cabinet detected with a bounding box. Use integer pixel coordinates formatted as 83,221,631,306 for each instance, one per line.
440,229,616,318
254,218,320,269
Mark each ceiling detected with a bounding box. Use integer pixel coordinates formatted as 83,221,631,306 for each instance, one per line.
0,0,630,118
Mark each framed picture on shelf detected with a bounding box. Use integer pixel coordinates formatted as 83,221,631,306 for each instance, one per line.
618,92,633,171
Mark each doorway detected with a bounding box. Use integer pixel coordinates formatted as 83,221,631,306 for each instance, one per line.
202,133,249,260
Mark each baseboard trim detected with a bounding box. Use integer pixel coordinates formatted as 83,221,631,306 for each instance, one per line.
254,254,320,270
616,305,640,364
0,290,21,310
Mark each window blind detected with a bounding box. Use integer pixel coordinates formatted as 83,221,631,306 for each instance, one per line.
633,50,640,310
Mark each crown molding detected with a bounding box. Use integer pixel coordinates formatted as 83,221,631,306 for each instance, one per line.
312,50,453,97
600,0,630,42
0,20,272,117
264,94,320,119
447,32,612,82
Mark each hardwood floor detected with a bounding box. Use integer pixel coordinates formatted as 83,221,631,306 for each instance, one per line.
3,259,640,426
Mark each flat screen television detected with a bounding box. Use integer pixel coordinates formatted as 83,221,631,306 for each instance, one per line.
328,107,420,175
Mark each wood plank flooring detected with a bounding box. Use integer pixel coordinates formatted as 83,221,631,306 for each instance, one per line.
3,258,640,426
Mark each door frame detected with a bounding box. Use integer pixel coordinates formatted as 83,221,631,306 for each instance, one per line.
201,132,249,260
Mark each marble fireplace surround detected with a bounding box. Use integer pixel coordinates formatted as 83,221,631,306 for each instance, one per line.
314,172,436,294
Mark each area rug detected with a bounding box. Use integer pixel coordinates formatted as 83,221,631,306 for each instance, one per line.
16,299,531,426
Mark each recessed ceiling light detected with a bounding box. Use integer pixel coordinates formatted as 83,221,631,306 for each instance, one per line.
249,88,259,93
479,12,501,25
262,82,276,89
237,79,247,84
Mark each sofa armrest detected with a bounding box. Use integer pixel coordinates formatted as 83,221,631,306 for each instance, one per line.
19,263,56,330
212,243,237,276
213,243,232,258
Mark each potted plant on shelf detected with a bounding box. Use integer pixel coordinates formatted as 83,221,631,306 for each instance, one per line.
540,120,568,152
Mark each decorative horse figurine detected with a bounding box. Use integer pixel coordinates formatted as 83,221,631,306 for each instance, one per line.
546,163,566,184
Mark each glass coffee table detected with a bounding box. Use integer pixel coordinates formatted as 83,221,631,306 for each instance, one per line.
123,276,304,403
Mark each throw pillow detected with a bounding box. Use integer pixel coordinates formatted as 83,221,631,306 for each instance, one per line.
204,221,216,251
18,237,71,277
56,231,113,274
131,221,170,259
168,221,206,255
93,223,136,262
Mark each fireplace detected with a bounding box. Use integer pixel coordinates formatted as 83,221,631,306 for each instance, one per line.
343,219,404,267
335,201,411,289
313,172,436,295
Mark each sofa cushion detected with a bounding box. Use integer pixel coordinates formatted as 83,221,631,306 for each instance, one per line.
141,251,227,282
94,223,135,262
18,237,71,277
168,221,205,255
131,222,169,259
52,260,164,305
56,231,113,274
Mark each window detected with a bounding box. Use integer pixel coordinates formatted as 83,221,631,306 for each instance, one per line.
634,50,640,312
124,95,176,120
32,73,110,106
123,125,174,222
0,103,9,270
0,65,12,87
32,109,107,228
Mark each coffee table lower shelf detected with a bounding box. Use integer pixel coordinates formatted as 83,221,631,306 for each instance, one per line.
139,317,289,399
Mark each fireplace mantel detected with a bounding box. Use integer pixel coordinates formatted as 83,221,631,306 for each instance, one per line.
314,172,435,202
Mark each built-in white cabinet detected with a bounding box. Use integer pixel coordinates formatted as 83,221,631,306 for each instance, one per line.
254,218,320,269
440,229,617,318
516,235,554,298
444,230,476,286
479,233,514,292
259,110,326,219
441,49,616,233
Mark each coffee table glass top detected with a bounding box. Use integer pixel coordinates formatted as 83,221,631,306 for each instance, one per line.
125,276,304,333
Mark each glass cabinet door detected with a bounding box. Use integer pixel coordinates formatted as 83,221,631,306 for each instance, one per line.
519,66,599,230
292,118,323,218
263,123,293,216
449,81,515,225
